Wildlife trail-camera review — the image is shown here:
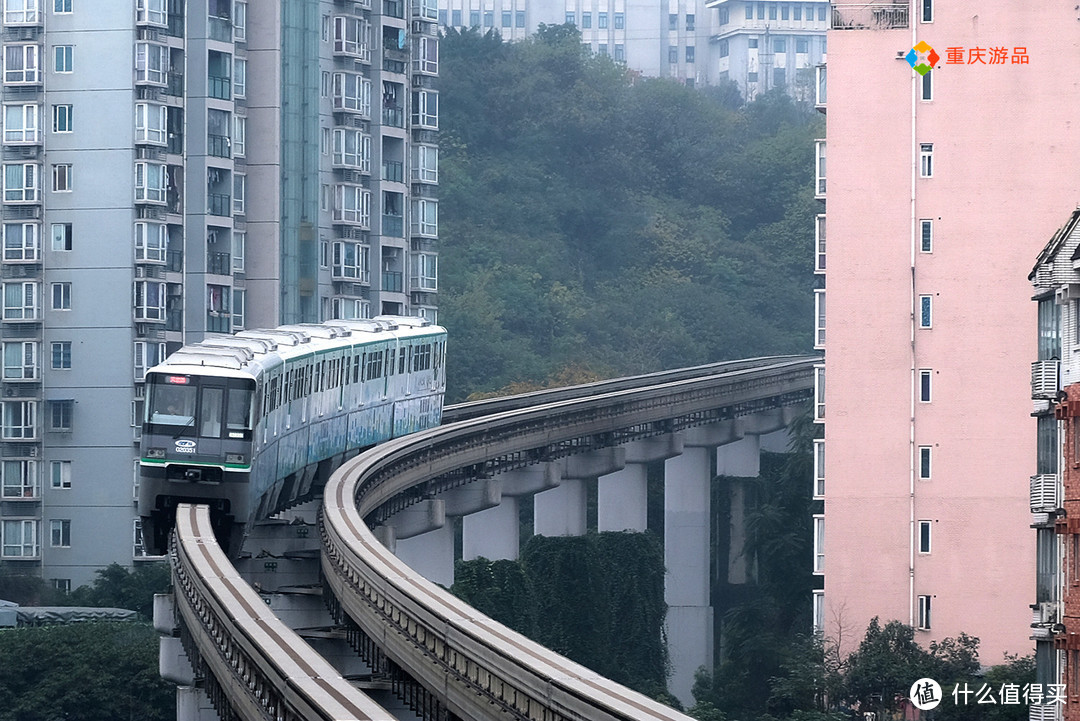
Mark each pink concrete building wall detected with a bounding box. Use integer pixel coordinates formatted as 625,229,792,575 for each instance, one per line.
823,2,1080,662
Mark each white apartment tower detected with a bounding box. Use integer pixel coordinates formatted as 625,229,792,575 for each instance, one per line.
0,0,438,588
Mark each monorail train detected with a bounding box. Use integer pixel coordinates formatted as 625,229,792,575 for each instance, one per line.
137,316,447,556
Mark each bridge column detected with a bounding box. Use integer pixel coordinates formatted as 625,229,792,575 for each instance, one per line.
535,448,624,537
394,523,455,588
177,687,218,721
462,464,560,559
664,439,714,708
598,435,682,532
716,435,761,587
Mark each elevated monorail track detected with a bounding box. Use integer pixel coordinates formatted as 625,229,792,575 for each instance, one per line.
172,356,818,721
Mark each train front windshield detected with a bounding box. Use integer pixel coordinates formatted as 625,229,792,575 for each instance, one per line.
145,374,256,440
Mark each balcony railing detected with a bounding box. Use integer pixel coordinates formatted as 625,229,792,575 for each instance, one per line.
383,0,404,18
831,3,908,30
166,250,183,272
207,193,231,216
206,312,230,333
166,72,184,97
1032,360,1060,399
383,58,406,74
207,134,231,158
208,15,232,42
207,251,231,275
382,160,403,183
381,271,403,293
382,107,404,128
167,132,183,156
166,14,184,37
1030,474,1059,513
381,214,403,237
208,75,231,100
166,309,182,332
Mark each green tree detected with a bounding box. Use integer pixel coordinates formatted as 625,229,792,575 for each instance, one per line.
69,562,170,620
0,622,173,721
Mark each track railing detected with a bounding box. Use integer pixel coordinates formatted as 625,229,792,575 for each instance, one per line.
171,503,397,721
321,356,817,721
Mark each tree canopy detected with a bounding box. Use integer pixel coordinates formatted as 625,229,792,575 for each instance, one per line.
438,26,821,401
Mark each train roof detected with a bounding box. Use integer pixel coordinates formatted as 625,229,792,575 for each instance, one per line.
146,316,445,379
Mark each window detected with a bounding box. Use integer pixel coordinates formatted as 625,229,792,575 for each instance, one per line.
332,241,369,281
597,12,607,28
815,214,826,271
134,161,166,202
133,280,165,320
919,369,932,402
333,297,368,320
4,222,38,261
921,0,932,23
135,42,168,85
411,198,437,237
233,57,246,97
917,595,932,629
50,519,70,547
483,9,492,26
668,47,678,64
233,173,245,214
815,140,826,195
814,289,825,348
686,46,695,63
1037,415,1058,475
813,514,824,573
718,39,729,57
746,3,753,19
918,295,932,328
4,44,40,84
2,520,37,558
413,36,437,74
614,12,624,28
598,44,608,56
411,253,437,291
793,5,801,20
920,219,933,253
333,72,370,115
686,13,695,29
4,0,39,22
233,0,246,40
921,71,933,101
812,590,824,634
135,103,166,144
333,128,369,170
50,282,70,310
412,144,437,183
774,37,786,53
920,143,934,178
2,400,35,439
334,185,370,226
451,9,460,25
668,12,677,29
796,36,808,53
50,341,70,369
1,460,35,498
320,240,329,268
232,288,245,330
768,4,777,19
44,225,73,256
232,231,245,272
918,520,932,553
748,37,758,49
780,5,788,20
137,0,166,25
53,44,72,72
3,282,36,320
501,10,510,27
581,12,590,28
614,44,624,61
817,5,826,21
774,67,786,87
48,399,72,431
2,341,36,379
814,364,824,421
51,163,71,192
918,446,932,480
411,90,438,128
134,221,166,262
4,103,39,143
53,0,69,12
811,440,824,497
132,341,164,382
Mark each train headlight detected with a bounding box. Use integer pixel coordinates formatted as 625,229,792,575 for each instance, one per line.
225,453,246,465
146,448,166,459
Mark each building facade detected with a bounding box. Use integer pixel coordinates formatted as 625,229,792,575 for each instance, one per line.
436,0,827,97
0,0,438,588
818,0,1080,675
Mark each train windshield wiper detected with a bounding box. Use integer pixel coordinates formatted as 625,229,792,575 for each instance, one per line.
173,416,196,440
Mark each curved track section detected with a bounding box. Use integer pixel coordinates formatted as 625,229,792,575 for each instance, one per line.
172,503,396,721
322,356,818,721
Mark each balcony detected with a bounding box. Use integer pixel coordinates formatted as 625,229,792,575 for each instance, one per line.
382,107,405,128
383,58,406,74
1031,359,1059,399
166,72,184,98
208,133,231,158
208,15,232,42
831,3,908,30
206,312,230,333
208,75,231,100
382,160,403,183
166,250,183,272
1030,474,1059,513
381,214,403,237
167,131,183,156
166,309,182,332
166,14,184,37
207,251,231,275
208,193,231,216
383,0,404,18
381,271,403,293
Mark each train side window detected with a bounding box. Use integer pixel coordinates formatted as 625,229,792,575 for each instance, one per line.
387,348,396,376
200,387,223,438
401,346,409,374
225,386,253,433
360,353,366,382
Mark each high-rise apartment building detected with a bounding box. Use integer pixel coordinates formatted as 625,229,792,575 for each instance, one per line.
818,0,1080,670
437,0,827,98
0,0,438,588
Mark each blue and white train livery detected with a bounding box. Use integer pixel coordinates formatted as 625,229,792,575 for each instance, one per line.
138,316,447,555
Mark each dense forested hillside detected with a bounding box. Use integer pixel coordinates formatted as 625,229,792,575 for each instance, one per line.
438,25,822,401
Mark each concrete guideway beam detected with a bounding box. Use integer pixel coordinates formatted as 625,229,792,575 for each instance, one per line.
436,479,502,517
462,496,520,561
395,523,455,587
598,463,648,532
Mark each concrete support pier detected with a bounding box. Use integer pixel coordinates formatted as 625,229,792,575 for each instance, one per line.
664,442,714,707
598,463,648,532
394,523,456,588
462,496,520,561
535,449,624,537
